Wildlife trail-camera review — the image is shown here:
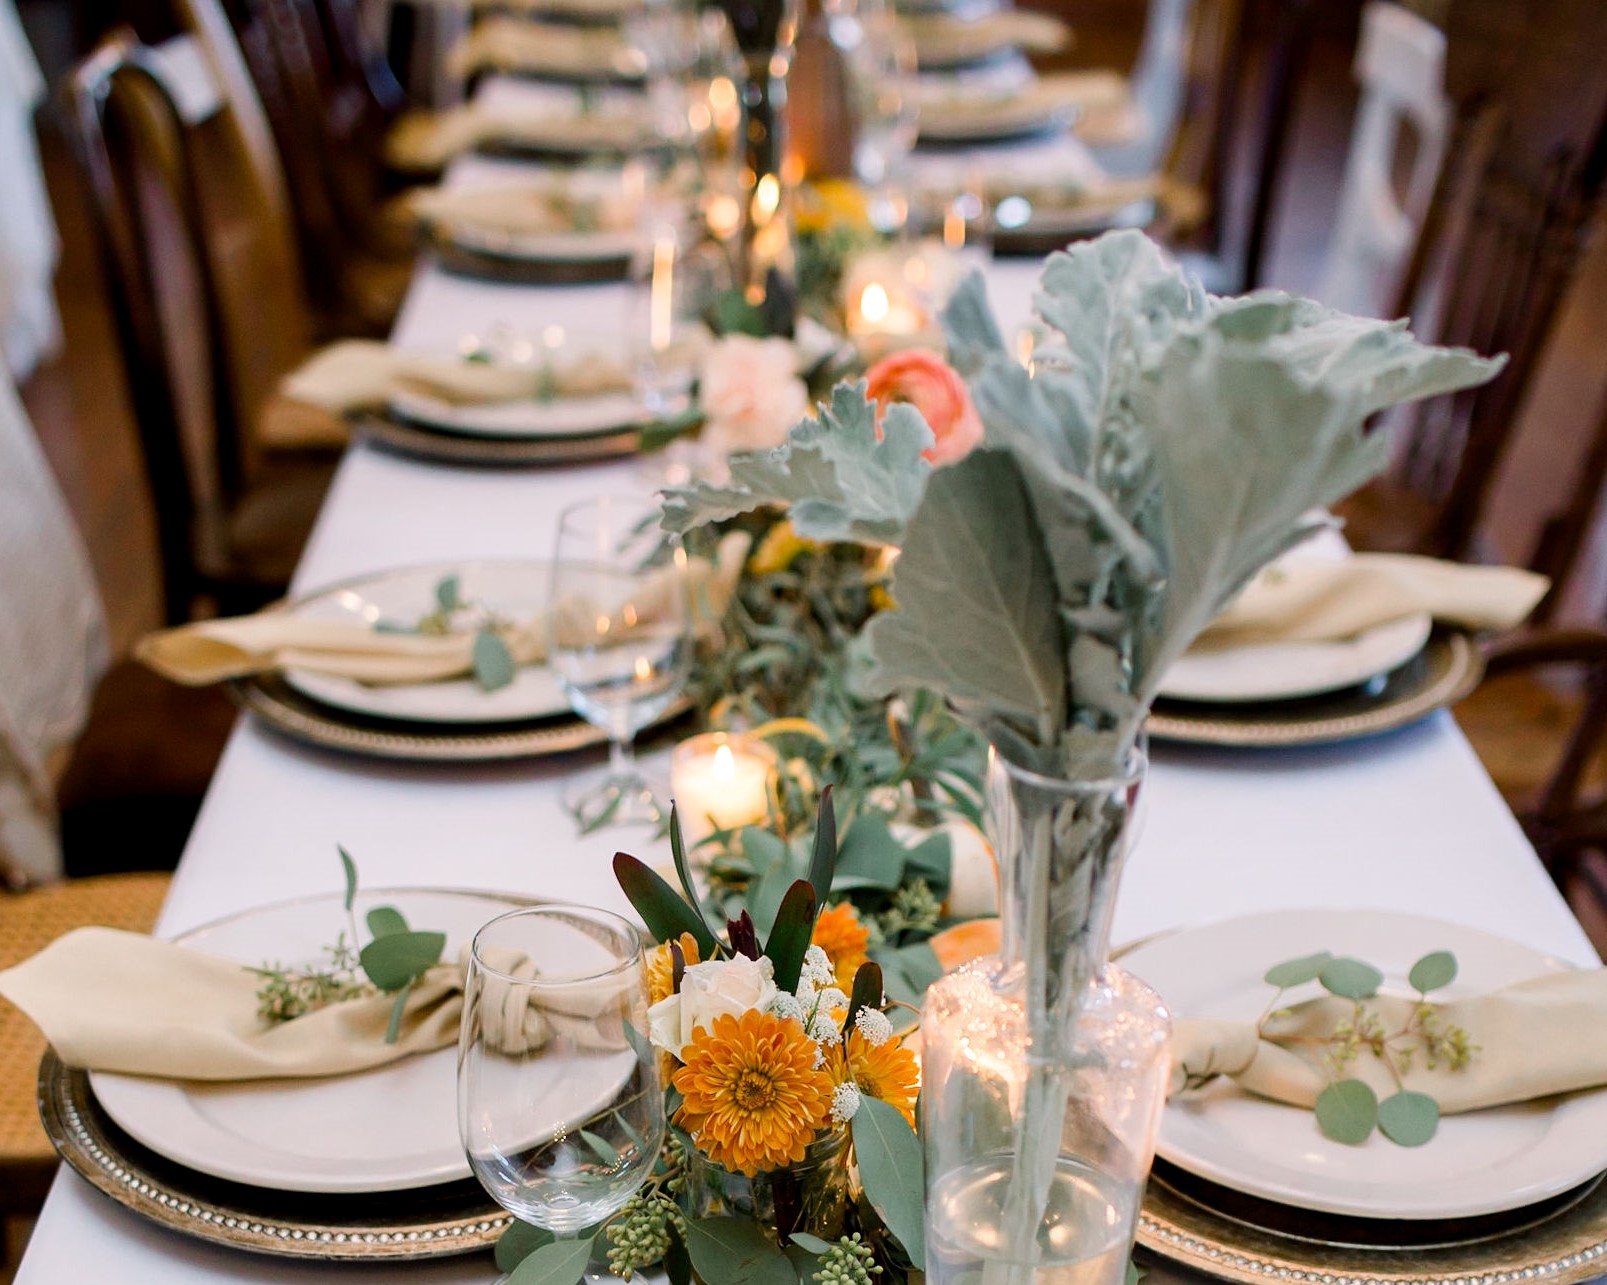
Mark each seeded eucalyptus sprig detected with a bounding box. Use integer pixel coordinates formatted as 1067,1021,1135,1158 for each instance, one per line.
1258,949,1477,1147
375,573,517,693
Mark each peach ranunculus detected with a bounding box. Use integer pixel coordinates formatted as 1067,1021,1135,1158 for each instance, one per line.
864,349,984,465
698,335,810,456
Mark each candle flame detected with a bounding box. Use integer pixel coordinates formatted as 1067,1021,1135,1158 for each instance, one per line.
860,282,890,324
634,657,652,682
713,743,735,778
753,174,781,222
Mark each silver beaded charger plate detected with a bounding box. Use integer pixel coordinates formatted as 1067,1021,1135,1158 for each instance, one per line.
1138,1161,1607,1285
231,670,692,762
1146,630,1484,748
38,1050,512,1260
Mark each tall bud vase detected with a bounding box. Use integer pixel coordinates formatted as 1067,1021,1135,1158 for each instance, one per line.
712,0,801,334
920,749,1171,1285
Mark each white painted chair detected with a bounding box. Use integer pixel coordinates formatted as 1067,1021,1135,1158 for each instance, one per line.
1314,2,1450,317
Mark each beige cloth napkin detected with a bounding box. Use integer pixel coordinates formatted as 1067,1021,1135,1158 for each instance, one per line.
447,17,641,81
902,10,1070,66
919,72,1129,138
134,531,750,687
402,183,636,240
0,926,629,1080
385,104,644,172
1169,970,1607,1113
279,339,636,417
1191,555,1549,651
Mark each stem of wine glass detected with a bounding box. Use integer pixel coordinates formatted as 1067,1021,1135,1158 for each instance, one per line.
608,730,635,780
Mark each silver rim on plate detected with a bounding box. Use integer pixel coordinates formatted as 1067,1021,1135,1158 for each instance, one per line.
355,411,647,466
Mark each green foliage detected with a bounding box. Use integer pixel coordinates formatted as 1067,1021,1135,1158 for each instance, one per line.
504,1234,597,1285
495,1221,554,1274
1314,1079,1378,1145
851,1097,925,1270
812,1232,883,1283
765,879,820,992
1377,1090,1440,1146
472,629,516,692
612,852,720,960
338,846,358,912
682,1216,797,1285
366,906,408,938
358,929,447,991
606,1193,688,1280
1260,948,1473,1146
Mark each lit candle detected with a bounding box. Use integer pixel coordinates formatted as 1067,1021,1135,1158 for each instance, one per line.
670,732,778,849
650,235,676,355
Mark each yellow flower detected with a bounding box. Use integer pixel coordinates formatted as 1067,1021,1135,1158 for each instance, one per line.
797,179,872,234
748,519,818,576
645,932,700,1006
811,902,870,991
673,1010,834,1175
845,1029,920,1128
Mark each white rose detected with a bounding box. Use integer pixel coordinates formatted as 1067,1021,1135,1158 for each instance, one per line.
646,956,778,1059
698,336,810,456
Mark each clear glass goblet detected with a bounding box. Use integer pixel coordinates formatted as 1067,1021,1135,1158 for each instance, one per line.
549,494,692,829
458,905,665,1276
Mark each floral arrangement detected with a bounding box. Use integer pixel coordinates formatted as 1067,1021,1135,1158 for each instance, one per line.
593,795,929,1283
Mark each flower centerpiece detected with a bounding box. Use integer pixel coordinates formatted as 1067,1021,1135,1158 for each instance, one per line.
605,793,929,1283
660,230,1506,1281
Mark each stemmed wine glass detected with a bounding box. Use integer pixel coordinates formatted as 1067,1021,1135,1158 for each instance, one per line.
548,495,693,829
458,906,665,1277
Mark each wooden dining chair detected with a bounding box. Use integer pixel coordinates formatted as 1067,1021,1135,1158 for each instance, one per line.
1335,0,1607,600
65,29,334,625
0,873,170,1257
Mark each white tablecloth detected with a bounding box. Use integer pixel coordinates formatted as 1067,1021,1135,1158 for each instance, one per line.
12,160,1597,1285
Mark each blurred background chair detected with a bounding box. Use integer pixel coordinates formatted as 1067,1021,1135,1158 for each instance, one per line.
0,0,62,379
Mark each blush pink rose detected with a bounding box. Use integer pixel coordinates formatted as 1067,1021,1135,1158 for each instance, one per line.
864,350,984,465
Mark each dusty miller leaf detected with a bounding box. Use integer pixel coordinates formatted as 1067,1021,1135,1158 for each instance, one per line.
660,382,933,543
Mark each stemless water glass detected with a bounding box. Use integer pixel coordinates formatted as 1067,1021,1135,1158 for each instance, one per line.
459,906,665,1269
549,495,693,828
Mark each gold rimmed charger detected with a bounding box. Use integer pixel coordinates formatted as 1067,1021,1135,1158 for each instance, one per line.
39,1050,510,1260
353,410,652,467
1138,1160,1607,1285
1146,629,1483,748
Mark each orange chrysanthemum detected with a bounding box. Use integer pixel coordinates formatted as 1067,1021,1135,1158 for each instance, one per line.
645,932,700,1006
845,1029,920,1128
811,902,870,991
673,1010,834,1175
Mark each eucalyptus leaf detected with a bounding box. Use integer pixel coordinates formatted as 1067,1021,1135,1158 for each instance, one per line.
660,382,933,544
506,1234,596,1285
1126,1257,1147,1285
1314,1079,1378,1145
852,1096,925,1269
664,1228,692,1285
831,813,911,892
789,1233,835,1255
366,906,409,939
1318,957,1384,1001
1377,1090,1440,1146
1263,952,1333,989
359,930,446,991
338,846,358,913
495,1221,555,1274
472,629,517,692
682,1216,796,1285
1408,951,1457,994
578,1129,619,1167
383,979,413,1045
436,574,460,613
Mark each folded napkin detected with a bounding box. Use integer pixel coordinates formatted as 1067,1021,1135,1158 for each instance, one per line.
902,10,1070,66
135,530,750,687
403,183,637,240
0,926,628,1080
1170,970,1607,1113
279,339,636,417
448,17,643,81
919,72,1129,138
1191,555,1549,651
385,104,645,172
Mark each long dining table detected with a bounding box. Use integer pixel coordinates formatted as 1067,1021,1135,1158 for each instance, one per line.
12,131,1600,1285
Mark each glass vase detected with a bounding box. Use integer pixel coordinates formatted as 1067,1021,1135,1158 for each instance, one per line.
919,749,1171,1285
709,0,801,334
681,1128,851,1250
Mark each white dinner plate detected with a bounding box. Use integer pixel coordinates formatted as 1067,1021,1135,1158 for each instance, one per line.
280,563,571,725
1158,612,1434,703
90,890,636,1194
442,223,644,266
387,386,690,441
1122,909,1607,1220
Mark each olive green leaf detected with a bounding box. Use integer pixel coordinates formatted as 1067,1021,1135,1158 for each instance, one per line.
852,1096,925,1269
843,960,884,1045
1314,1079,1378,1145
1408,951,1457,994
384,980,413,1045
764,880,819,992
1263,952,1333,989
436,574,460,613
366,906,408,938
472,629,516,692
790,1233,835,1255
338,846,358,913
359,930,446,992
682,1217,795,1285
495,1221,554,1274
612,852,719,959
1318,957,1384,1000
1378,1090,1440,1146
806,785,838,899
506,1233,597,1285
